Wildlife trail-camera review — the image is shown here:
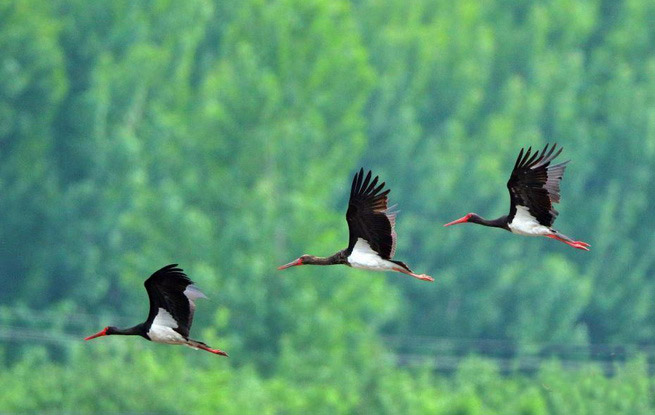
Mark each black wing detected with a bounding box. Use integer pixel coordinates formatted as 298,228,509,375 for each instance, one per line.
345,168,398,259
144,264,205,338
507,143,569,227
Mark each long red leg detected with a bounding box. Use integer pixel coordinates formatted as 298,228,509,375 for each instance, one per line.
545,234,590,251
392,267,434,282
196,344,229,356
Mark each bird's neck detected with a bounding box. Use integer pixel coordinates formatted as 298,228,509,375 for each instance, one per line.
111,324,146,336
470,214,509,230
304,252,347,265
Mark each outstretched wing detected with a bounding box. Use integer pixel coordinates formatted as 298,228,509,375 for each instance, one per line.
144,264,206,338
507,143,569,227
345,168,398,259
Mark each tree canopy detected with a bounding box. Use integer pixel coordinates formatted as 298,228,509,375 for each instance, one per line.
0,0,654,413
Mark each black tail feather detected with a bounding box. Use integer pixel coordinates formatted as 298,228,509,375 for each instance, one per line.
390,260,412,272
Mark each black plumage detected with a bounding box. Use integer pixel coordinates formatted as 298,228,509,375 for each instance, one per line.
345,168,397,259
444,143,589,251
84,264,227,356
144,264,199,338
507,143,568,227
277,168,433,281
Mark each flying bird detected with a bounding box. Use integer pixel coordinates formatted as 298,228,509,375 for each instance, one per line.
85,264,227,356
444,144,589,251
278,168,433,281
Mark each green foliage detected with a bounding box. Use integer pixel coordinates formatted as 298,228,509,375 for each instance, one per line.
0,0,66,305
0,350,651,414
0,0,654,412
353,0,655,345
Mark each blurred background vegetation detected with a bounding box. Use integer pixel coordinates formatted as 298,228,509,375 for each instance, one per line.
1,0,654,413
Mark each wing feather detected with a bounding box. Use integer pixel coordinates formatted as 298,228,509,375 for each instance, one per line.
144,264,205,338
345,169,398,259
507,143,569,227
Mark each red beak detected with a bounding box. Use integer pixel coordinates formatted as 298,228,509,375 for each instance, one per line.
443,215,470,227
84,327,108,341
277,258,303,270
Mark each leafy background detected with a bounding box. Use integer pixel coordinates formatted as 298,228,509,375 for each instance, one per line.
0,0,654,413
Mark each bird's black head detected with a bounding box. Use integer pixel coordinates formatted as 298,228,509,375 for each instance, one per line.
84,326,116,341
444,213,481,227
277,254,314,270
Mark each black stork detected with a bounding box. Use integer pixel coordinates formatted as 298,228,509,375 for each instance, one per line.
84,264,227,356
444,143,590,251
278,168,433,282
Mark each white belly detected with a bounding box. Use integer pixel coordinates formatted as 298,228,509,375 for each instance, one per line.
147,325,186,344
147,308,186,344
508,205,551,236
347,238,396,271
